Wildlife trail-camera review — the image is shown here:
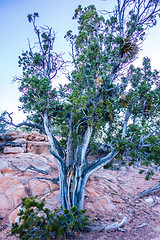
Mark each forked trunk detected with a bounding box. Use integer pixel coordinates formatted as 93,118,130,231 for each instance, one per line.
57,148,118,210
44,113,118,210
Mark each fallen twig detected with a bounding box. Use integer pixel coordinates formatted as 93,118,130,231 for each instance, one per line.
137,223,147,228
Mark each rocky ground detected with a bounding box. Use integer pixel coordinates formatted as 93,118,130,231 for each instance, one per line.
0,131,160,240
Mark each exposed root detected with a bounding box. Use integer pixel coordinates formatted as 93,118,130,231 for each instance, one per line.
134,183,160,200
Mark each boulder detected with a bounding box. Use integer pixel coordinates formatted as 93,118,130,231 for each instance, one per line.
0,159,9,170
0,177,27,213
1,168,18,177
9,206,21,223
11,153,51,173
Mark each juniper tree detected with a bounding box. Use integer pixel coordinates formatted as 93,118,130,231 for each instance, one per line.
1,1,160,210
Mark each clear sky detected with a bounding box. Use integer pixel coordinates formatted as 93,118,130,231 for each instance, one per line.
0,0,160,123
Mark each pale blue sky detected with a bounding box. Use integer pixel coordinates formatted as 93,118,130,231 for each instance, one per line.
0,0,160,123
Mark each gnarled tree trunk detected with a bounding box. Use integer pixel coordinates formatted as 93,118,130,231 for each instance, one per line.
44,112,118,210
54,147,118,210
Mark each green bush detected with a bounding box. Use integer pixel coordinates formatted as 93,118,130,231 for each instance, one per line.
11,196,90,239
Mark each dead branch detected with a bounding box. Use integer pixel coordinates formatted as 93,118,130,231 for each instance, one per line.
137,223,147,228
85,216,128,232
134,183,160,200
0,115,44,133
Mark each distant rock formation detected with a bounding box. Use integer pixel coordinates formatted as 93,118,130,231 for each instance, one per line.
0,131,50,155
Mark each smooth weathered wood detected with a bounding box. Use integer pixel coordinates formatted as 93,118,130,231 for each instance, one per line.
85,216,128,232
134,183,160,200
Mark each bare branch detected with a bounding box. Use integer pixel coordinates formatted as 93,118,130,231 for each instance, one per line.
0,113,44,133
85,216,128,232
138,125,160,143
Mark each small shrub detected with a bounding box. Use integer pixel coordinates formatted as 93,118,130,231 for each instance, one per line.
145,170,154,180
11,196,90,239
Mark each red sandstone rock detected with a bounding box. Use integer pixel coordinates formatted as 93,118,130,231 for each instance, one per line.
24,132,46,142
86,186,101,198
0,194,15,211
27,141,50,154
1,168,18,177
10,153,51,172
3,147,24,154
9,206,20,223
0,177,27,208
28,178,51,197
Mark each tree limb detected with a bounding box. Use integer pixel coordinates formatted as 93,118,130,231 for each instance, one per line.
84,149,118,177
0,114,44,133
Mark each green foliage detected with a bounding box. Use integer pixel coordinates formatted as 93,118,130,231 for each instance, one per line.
145,170,154,180
11,196,90,239
15,12,66,128
102,56,160,171
103,161,114,170
27,13,39,23
115,138,128,154
0,120,7,134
